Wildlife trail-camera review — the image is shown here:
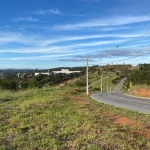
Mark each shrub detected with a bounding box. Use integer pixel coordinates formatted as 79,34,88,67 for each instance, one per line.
74,79,86,87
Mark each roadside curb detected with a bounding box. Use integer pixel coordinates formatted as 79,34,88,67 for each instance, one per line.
124,93,150,100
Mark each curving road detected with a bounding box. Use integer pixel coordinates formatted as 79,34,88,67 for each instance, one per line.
91,78,150,114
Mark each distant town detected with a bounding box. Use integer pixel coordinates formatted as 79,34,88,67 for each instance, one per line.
0,67,83,78
0,64,144,79
0,63,149,91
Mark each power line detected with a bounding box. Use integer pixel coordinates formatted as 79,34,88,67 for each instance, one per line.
104,51,150,65
116,31,150,48
97,50,150,65
89,31,150,66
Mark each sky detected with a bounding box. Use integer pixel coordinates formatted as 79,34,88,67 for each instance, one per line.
0,0,150,69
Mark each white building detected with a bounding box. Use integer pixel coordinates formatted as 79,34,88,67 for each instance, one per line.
53,69,81,74
34,69,81,76
35,69,52,76
35,72,51,76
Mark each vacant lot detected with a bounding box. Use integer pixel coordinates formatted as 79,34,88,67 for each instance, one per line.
1,86,150,149
130,86,150,98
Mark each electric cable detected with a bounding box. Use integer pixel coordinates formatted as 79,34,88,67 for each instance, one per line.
89,30,150,66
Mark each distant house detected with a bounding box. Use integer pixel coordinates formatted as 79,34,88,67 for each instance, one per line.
35,69,52,76
53,69,81,74
17,73,21,78
35,72,51,76
34,69,81,76
35,73,40,76
17,73,32,78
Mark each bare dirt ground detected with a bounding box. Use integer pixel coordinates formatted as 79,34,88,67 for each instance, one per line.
130,86,150,98
67,86,150,140
98,111,150,139
114,116,150,139
71,94,150,140
104,86,150,139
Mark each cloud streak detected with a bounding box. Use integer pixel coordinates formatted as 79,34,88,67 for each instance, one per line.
58,47,150,63
0,31,126,46
12,16,39,22
53,15,150,30
34,9,62,15
1,30,149,55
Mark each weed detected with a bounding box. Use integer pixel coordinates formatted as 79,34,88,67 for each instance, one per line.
0,86,150,149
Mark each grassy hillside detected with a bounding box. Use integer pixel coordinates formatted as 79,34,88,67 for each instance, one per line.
1,85,150,149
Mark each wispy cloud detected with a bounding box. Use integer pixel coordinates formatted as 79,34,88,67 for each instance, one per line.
58,47,150,63
34,9,62,15
39,33,140,46
68,13,85,17
0,52,79,61
0,32,36,45
58,58,86,62
12,16,39,22
0,31,146,52
101,26,130,31
20,27,25,31
53,15,150,30
0,31,135,48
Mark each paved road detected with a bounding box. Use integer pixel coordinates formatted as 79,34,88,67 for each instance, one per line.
91,78,150,114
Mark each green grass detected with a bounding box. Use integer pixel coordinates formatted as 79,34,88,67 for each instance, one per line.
1,86,150,149
90,74,119,92
88,72,112,84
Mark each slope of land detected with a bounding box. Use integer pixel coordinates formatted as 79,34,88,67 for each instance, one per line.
129,86,150,98
1,85,150,149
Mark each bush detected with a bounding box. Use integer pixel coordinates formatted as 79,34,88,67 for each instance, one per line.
74,79,86,87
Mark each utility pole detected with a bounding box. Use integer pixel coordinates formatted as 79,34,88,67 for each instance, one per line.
86,56,89,96
101,74,102,92
107,81,108,93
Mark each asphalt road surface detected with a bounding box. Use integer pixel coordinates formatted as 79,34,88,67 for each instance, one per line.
91,78,150,114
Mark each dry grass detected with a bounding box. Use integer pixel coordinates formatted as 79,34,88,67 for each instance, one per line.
130,86,150,98
1,86,150,149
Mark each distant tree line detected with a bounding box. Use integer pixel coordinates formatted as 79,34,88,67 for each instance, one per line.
125,70,150,87
139,64,150,71
0,72,82,90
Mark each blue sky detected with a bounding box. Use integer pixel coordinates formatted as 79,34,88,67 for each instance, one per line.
0,0,150,69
